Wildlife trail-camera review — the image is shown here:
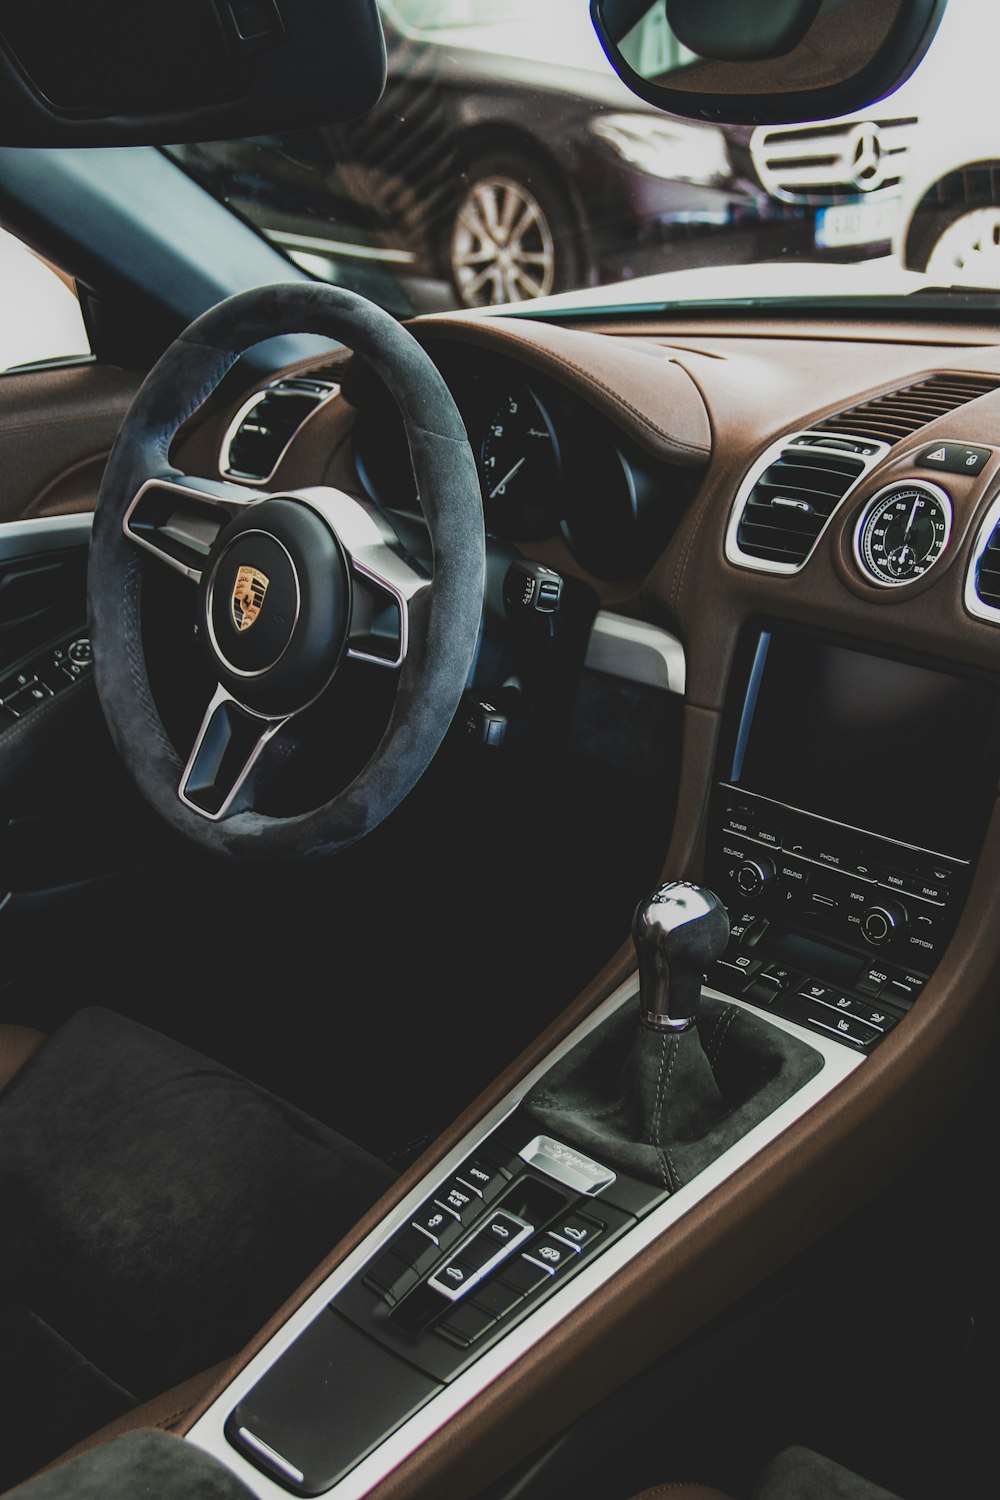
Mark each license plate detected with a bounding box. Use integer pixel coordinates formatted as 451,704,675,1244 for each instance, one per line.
815,197,901,249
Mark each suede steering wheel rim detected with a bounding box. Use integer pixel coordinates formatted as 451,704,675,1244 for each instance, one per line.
88,282,486,860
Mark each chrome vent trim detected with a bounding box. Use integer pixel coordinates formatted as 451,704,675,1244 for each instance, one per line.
726,431,890,575
964,491,1000,622
220,377,340,486
813,374,1000,447
750,116,917,204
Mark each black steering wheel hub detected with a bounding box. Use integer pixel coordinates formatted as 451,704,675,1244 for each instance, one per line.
204,498,351,717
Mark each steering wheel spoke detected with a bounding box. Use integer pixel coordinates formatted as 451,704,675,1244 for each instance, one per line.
285,487,428,669
124,474,257,582
179,685,288,820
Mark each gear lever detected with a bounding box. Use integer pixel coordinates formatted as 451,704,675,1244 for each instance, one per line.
522,878,821,1193
632,882,730,1031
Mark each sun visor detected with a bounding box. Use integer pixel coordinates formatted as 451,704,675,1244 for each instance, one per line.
0,0,386,146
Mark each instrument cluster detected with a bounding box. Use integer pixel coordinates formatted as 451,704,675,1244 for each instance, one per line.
349,343,699,581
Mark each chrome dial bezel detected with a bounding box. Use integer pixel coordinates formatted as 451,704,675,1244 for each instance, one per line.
852,479,953,588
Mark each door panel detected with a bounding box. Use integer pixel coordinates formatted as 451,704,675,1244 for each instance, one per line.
0,363,139,523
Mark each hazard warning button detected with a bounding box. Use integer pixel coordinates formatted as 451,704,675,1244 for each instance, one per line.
917,443,991,476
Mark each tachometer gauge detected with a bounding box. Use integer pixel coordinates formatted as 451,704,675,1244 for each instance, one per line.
853,480,953,586
479,384,561,537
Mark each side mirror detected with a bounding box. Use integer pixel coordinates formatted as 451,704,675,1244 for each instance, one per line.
0,0,386,146
590,0,948,125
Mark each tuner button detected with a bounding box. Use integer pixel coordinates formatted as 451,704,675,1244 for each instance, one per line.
862,900,907,946
736,856,776,899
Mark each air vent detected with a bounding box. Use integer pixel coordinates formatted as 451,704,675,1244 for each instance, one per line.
727,431,889,573
221,377,339,484
964,494,1000,622
813,374,1000,448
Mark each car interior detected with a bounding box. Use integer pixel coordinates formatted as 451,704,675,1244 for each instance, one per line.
0,3,996,1500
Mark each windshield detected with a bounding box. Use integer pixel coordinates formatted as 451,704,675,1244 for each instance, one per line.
162,0,999,320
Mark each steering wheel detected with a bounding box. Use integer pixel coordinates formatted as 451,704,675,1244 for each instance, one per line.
88,282,486,861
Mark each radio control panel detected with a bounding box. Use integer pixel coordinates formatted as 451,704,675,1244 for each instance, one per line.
704,784,969,1050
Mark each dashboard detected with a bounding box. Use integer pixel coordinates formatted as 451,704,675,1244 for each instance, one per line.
346,340,703,582
166,299,1000,1496
198,301,1000,1038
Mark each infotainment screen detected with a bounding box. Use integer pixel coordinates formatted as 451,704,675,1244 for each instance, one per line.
728,627,1000,859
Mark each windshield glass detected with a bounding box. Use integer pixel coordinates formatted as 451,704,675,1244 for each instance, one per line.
162,0,997,319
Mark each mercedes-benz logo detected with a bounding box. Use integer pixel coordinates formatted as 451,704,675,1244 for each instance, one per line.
847,123,884,191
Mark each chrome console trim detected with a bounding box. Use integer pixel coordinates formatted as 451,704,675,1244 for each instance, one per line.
518,1135,617,1195
186,979,862,1500
583,612,686,695
724,431,889,576
220,381,341,487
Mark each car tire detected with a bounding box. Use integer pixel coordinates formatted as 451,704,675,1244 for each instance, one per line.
913,201,1000,286
446,151,583,308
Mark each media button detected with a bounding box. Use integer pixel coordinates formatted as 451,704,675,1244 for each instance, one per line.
752,815,782,849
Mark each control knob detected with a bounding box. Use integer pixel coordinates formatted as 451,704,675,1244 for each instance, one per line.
861,899,908,946
735,854,776,900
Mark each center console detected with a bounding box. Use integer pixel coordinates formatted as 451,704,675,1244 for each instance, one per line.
705,621,1000,1050
185,619,1000,1500
187,942,858,1500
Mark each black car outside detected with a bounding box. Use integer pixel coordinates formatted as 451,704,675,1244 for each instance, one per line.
164,0,901,313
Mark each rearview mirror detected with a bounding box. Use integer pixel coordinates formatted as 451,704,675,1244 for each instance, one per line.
590,0,947,125
0,0,386,146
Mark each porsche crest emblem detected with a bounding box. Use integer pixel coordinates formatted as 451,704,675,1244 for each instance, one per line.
232,566,269,632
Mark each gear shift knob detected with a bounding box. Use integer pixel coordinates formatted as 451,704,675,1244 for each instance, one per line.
632,882,730,1031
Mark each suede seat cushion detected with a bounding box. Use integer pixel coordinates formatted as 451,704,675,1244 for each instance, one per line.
6,1428,259,1500
0,1006,394,1487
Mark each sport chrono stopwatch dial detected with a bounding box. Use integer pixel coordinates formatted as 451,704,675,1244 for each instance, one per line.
853,480,953,586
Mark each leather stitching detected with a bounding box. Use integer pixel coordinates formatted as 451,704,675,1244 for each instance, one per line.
706,1006,738,1068
653,1031,681,1192
438,321,711,458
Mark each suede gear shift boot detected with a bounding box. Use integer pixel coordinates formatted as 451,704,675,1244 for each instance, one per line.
523,995,824,1193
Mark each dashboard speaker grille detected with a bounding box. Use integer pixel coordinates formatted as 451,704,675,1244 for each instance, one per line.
813,373,1000,446
735,447,865,565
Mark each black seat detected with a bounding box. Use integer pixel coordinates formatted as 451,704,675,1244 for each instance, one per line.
0,1007,394,1495
627,1447,906,1500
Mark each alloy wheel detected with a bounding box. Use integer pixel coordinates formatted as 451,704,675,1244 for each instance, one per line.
449,174,557,307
